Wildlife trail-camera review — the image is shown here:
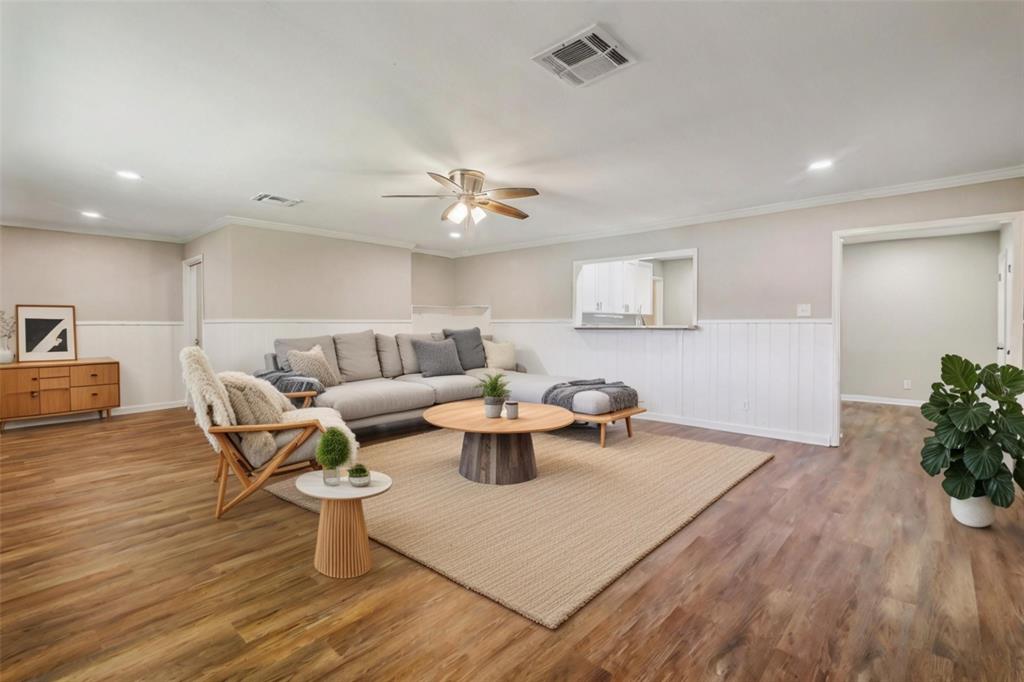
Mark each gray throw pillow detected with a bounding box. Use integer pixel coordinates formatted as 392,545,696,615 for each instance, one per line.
443,327,486,370
376,334,403,378
411,338,465,378
396,333,435,375
333,330,383,382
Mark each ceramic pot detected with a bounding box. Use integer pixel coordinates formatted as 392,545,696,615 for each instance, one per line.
0,339,13,364
322,466,342,487
504,400,519,419
484,396,504,418
950,494,994,528
348,472,371,488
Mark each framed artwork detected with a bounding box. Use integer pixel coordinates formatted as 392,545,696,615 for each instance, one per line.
15,305,78,362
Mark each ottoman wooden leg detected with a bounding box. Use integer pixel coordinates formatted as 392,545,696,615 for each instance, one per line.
599,422,607,448
626,416,634,438
314,498,372,578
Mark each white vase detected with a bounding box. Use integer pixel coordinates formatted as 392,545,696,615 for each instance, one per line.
950,495,995,528
0,339,13,364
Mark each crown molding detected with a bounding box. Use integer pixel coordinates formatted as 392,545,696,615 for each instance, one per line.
0,220,184,244
7,165,1021,255
451,164,1024,257
186,215,418,250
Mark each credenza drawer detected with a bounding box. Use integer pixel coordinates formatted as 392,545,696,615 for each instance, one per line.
70,385,119,411
70,364,119,387
1,392,39,418
39,367,70,379
40,377,70,390
1,368,39,395
41,389,70,415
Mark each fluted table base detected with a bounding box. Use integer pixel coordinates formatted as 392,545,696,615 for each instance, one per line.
314,498,372,578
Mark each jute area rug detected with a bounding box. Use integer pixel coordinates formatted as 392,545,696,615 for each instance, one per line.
265,427,772,629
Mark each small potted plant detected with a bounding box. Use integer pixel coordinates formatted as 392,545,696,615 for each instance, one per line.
919,355,1024,527
478,373,510,418
347,463,371,488
316,427,352,486
0,311,15,364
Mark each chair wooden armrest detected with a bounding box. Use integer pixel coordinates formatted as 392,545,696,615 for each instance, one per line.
283,390,317,408
208,420,323,434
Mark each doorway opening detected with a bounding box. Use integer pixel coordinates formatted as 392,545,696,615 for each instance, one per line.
183,255,204,348
830,212,1023,446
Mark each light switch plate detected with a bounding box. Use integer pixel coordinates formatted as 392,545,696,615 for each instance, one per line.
903,379,912,390
796,304,812,317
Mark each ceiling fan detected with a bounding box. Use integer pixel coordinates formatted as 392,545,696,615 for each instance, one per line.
382,169,539,225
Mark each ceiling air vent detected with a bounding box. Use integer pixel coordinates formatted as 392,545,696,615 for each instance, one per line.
532,24,635,87
250,192,303,208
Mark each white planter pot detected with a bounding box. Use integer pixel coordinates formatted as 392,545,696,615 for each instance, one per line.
0,340,13,364
950,495,994,528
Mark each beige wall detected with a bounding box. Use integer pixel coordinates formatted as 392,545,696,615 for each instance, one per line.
839,229,999,399
411,253,456,307
454,178,1024,319
662,258,693,326
0,225,183,320
185,224,413,320
183,225,232,319
841,231,998,401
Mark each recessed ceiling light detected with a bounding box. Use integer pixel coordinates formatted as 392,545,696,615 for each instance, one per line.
808,159,833,171
80,210,102,218
116,170,142,180
449,232,462,239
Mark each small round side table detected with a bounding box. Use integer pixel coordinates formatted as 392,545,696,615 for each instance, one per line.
294,470,392,578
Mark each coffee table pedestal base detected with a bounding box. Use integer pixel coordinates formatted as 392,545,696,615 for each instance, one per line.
458,432,537,485
314,498,372,578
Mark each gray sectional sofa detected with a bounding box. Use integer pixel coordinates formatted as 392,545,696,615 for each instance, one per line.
264,330,619,433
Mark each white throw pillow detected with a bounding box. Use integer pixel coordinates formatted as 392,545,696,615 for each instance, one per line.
482,339,516,370
287,344,341,386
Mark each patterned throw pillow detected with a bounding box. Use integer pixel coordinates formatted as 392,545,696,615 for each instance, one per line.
287,344,341,387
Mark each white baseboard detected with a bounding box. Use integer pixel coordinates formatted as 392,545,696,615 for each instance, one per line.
841,394,922,407
635,411,832,446
2,401,186,430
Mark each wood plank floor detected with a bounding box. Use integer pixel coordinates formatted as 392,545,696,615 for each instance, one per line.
1,403,1022,681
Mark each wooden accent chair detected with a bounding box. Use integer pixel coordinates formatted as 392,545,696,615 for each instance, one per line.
180,346,358,518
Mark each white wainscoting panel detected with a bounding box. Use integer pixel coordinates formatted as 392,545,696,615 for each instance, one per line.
202,320,414,372
76,321,186,412
491,319,834,445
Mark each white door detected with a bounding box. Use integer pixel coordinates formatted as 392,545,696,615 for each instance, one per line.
998,248,1009,364
183,258,204,347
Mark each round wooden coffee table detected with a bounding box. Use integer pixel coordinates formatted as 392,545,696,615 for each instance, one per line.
423,399,574,485
295,470,392,578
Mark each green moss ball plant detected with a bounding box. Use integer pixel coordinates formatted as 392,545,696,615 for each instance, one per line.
316,427,352,486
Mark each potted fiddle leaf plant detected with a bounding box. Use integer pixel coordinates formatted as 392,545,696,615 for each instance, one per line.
347,463,371,488
478,373,510,418
919,355,1024,527
316,427,352,486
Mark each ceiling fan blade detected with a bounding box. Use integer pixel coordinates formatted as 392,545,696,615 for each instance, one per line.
381,194,451,198
427,172,464,194
440,201,459,222
478,187,539,200
477,199,528,220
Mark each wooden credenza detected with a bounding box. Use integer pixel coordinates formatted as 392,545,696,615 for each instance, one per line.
0,357,120,430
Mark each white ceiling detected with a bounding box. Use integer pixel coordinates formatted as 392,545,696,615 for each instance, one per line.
2,1,1022,255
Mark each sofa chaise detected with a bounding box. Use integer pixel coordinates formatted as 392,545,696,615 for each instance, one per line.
264,330,643,444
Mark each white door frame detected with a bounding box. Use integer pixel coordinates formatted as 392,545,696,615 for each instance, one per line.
182,255,204,347
830,211,1023,446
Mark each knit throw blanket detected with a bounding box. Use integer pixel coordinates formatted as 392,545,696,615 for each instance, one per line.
541,379,639,413
253,369,325,400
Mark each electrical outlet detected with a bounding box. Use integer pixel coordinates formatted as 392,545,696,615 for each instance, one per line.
903,379,912,390
796,304,811,317
742,400,750,411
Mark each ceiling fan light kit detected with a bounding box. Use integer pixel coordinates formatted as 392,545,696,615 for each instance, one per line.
382,168,539,229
